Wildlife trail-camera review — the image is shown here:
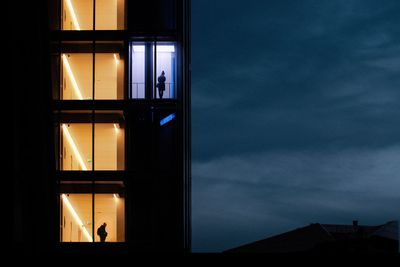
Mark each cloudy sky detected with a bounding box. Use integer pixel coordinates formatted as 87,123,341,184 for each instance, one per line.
191,0,400,252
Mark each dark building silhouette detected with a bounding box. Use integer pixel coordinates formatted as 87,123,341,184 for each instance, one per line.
10,0,191,255
226,221,399,254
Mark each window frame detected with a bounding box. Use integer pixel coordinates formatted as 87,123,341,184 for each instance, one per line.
129,40,179,100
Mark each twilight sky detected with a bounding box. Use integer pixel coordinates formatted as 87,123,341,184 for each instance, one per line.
191,0,400,252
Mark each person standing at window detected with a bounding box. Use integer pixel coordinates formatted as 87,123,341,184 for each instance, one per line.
156,71,166,99
97,222,108,242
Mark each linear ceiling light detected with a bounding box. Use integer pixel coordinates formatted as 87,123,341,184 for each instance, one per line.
62,54,84,100
113,123,119,133
62,124,88,171
156,45,175,53
113,53,119,65
133,45,145,53
65,0,81,30
62,194,92,242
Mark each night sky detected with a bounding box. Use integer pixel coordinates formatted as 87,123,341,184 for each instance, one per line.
192,0,400,252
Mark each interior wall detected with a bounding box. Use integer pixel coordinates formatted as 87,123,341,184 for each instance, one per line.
116,195,125,241
156,49,176,99
131,47,145,98
95,54,118,99
95,194,117,242
117,125,125,170
117,0,125,29
62,0,121,30
63,0,93,30
95,123,118,170
61,194,92,242
96,0,117,30
62,124,92,170
117,55,124,99
63,54,93,100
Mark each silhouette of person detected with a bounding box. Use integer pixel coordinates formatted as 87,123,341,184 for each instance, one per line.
97,222,108,242
156,70,166,99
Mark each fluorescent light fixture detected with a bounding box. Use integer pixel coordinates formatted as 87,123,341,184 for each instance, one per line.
132,45,175,53
65,0,81,30
160,113,176,126
113,123,119,133
133,45,145,53
113,53,119,64
156,45,175,53
62,54,84,100
62,194,92,242
62,124,88,170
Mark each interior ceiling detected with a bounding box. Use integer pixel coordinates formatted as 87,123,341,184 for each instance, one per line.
66,193,119,217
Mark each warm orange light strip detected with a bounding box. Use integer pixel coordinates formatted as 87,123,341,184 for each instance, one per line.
65,0,81,30
113,53,119,65
62,54,84,100
62,124,88,171
113,123,119,133
62,194,92,242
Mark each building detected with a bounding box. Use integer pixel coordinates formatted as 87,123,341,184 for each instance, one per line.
225,221,399,254
11,0,191,255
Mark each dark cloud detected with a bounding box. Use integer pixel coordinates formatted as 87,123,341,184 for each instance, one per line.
192,0,400,251
193,148,400,252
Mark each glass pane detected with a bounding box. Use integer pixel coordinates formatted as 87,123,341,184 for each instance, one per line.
94,123,125,170
61,53,93,100
155,43,176,99
95,53,124,99
62,0,94,30
95,0,125,30
95,192,125,242
131,45,145,99
60,193,93,242
60,123,93,171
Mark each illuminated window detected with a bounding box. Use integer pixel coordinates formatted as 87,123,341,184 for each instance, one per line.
60,193,93,242
61,54,93,100
94,123,125,170
130,45,145,99
62,0,125,30
60,52,124,100
95,53,124,100
155,43,177,99
94,189,125,242
130,42,177,99
60,123,93,171
60,181,125,242
59,118,125,171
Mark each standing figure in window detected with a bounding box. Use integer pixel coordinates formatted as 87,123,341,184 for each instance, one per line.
97,222,108,242
157,71,166,99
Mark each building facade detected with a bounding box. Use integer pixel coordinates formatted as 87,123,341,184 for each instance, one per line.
11,0,190,254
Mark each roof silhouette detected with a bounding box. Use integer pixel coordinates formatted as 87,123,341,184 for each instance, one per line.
225,220,399,253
